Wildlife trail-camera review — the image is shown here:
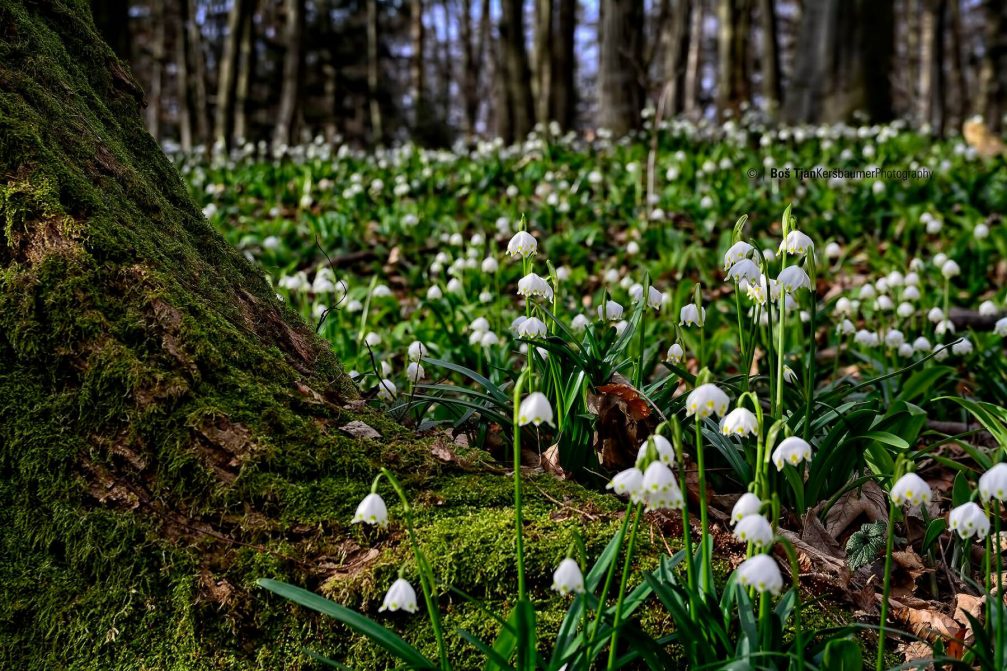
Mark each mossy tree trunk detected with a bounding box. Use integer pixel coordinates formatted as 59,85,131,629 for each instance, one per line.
0,3,625,669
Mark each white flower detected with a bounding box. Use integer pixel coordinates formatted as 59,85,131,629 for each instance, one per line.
979,300,998,317
836,319,856,336
507,231,538,258
407,341,428,361
897,302,914,318
936,319,956,336
380,578,419,613
667,343,685,364
481,257,499,273
598,300,624,321
724,241,754,269
859,284,877,300
912,336,932,352
641,462,684,511
996,317,1007,337
736,554,783,595
517,273,554,300
447,278,464,294
680,303,706,327
941,259,960,279
905,270,921,286
772,436,813,470
782,365,797,384
613,320,628,336
927,307,944,323
731,492,763,524
686,383,730,419
934,344,950,361
727,258,761,284
884,330,905,349
637,434,675,466
551,558,585,596
948,502,990,540
372,284,392,298
979,463,1007,503
406,362,425,383
377,379,397,400
898,343,914,358
633,285,666,310
571,314,590,331
825,241,842,259
777,266,811,293
721,408,758,437
426,285,443,300
470,317,490,333
626,240,640,256
890,472,931,507
480,331,500,347
516,317,547,339
518,392,553,426
734,514,774,548
365,332,382,347
780,230,814,255
875,295,894,312
854,329,879,347
555,265,571,281
952,338,973,355
607,467,645,502
352,493,388,525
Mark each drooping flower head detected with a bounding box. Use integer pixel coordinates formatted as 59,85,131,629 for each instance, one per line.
679,303,706,327
720,407,758,437
780,230,814,255
551,558,585,596
731,492,763,525
724,241,754,270
517,273,554,300
772,436,813,470
736,554,783,595
352,493,389,526
686,383,730,419
948,502,990,540
607,467,645,503
507,231,537,258
734,514,774,548
890,472,932,507
379,578,419,613
979,463,1007,503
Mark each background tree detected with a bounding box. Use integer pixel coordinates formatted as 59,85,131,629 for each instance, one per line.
598,0,644,135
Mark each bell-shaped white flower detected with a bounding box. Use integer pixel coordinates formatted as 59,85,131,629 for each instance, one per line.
996,317,1007,337
935,319,956,336
679,303,706,327
377,379,397,400
875,295,894,312
783,366,797,384
736,554,784,595
859,284,877,300
518,392,553,426
897,302,914,318
836,319,856,336
638,286,666,310
884,330,905,349
927,307,944,323
777,266,811,293
667,343,685,364
379,578,419,613
507,231,537,258
975,223,990,240
481,257,499,274
721,407,758,437
406,362,425,383
407,341,429,361
352,493,389,526
890,472,932,507
517,273,554,300
644,481,685,511
642,460,677,494
686,383,730,419
854,329,879,347
607,467,645,502
952,338,973,355
365,331,382,347
941,259,960,279
727,258,761,284
734,514,775,548
598,300,624,321
825,241,842,259
898,343,914,358
724,241,754,269
470,317,490,333
731,493,763,525
979,300,998,317
903,285,921,301
426,285,443,300
635,434,675,466
552,558,585,596
772,436,813,470
979,463,1007,503
912,336,932,352
949,502,990,540
516,317,547,339
780,230,814,255
571,314,590,331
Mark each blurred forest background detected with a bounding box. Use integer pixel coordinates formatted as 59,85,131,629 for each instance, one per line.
90,0,1007,149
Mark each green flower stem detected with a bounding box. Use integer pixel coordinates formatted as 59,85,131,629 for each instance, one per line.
606,503,643,669
381,468,449,671
996,508,1003,671
780,538,805,671
589,501,634,646
512,371,530,602
695,415,712,592
636,307,646,389
759,591,771,652
735,288,748,392
985,503,992,630
775,293,787,418
876,499,898,671
802,286,817,441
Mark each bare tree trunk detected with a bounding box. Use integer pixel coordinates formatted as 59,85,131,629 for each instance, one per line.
932,0,947,134
759,0,781,114
367,0,384,144
598,0,643,135
918,0,936,129
684,0,704,116
977,0,1007,131
533,0,554,125
662,0,691,116
499,0,535,140
905,0,919,113
186,0,210,148
550,0,577,130
717,0,751,117
410,0,428,134
232,2,255,145
460,0,478,138
213,0,249,150
174,0,192,151
947,0,968,129
146,0,165,141
273,0,304,147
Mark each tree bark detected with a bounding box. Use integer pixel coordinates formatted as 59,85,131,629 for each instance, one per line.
367,0,384,144
684,0,704,116
661,0,691,116
533,0,554,126
550,0,577,130
947,0,968,129
759,0,781,115
146,0,165,140
977,0,1007,132
460,0,478,138
498,0,535,141
918,0,937,129
410,0,429,136
232,1,256,145
215,0,251,150
186,0,210,147
598,0,644,135
174,0,193,151
273,0,304,147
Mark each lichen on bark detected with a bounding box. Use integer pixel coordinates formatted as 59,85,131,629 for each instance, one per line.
0,2,636,669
